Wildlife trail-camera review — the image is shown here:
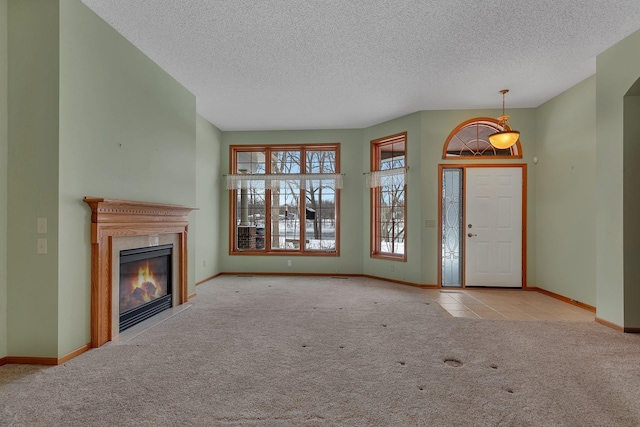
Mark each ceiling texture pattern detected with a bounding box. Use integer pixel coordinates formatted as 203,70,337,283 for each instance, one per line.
81,0,640,131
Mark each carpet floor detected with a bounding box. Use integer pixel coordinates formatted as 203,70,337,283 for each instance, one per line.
1,275,640,426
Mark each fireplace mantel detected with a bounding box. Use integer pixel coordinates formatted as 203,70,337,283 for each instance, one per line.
84,197,196,348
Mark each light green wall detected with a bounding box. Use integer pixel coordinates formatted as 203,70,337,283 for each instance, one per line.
535,76,596,306
362,112,423,284
623,90,640,327
0,0,7,359
7,0,60,357
57,0,196,357
219,108,537,287
421,108,538,286
2,0,200,360
195,114,222,283
596,28,640,327
2,3,638,359
220,129,364,274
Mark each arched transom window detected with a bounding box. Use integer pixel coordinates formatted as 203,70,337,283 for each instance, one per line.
442,117,522,159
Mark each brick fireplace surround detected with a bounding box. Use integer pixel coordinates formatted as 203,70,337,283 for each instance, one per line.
84,198,196,348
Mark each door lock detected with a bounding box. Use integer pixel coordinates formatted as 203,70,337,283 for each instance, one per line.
467,233,477,237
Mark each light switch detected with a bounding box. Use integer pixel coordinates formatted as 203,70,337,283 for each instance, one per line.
37,238,48,254
37,217,47,234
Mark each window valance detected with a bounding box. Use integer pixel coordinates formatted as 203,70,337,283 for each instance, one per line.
366,168,407,188
225,173,343,190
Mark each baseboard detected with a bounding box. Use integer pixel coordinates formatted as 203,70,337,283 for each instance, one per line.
361,274,437,289
526,286,596,313
362,274,418,288
221,272,363,278
195,273,222,286
0,343,91,367
58,344,91,364
1,356,58,366
595,317,624,332
218,271,436,288
594,319,640,333
188,292,197,300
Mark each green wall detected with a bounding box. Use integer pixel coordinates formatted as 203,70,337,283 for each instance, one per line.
3,0,197,359
219,108,537,288
422,108,538,287
535,76,596,306
2,2,639,360
195,114,222,283
0,0,7,359
596,28,640,327
623,89,640,327
57,0,196,357
220,129,364,275
7,0,60,358
362,112,423,284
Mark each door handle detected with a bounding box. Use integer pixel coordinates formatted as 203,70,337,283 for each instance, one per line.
467,233,477,237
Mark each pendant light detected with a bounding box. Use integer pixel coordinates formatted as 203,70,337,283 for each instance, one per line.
488,89,520,149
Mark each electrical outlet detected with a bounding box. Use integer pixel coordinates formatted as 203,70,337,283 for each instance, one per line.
37,238,47,254
287,259,292,267
37,218,47,234
390,265,395,272
203,260,206,267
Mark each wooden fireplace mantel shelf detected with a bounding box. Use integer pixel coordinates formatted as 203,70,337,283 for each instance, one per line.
84,197,196,225
84,197,197,348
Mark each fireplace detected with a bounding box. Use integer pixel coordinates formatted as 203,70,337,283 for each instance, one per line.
84,197,196,348
119,244,173,332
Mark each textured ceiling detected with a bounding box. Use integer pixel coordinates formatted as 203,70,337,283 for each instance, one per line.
81,0,640,131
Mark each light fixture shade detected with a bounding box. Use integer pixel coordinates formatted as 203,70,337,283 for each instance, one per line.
488,129,520,149
489,89,520,149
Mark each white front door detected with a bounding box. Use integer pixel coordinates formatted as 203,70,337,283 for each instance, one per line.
465,167,522,287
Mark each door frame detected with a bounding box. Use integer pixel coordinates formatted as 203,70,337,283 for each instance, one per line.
438,163,528,288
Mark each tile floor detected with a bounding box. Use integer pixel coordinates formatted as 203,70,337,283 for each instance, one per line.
423,288,595,321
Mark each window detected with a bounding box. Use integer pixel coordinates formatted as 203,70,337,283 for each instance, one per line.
370,132,407,260
228,144,340,255
442,118,522,159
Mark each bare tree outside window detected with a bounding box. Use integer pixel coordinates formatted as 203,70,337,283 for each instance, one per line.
231,144,339,255
371,133,407,260
379,155,405,254
305,150,337,250
271,151,301,249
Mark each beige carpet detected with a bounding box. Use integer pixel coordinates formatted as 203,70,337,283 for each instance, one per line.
1,275,640,426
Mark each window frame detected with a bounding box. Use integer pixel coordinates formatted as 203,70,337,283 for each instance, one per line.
229,143,340,256
370,132,407,261
442,117,523,159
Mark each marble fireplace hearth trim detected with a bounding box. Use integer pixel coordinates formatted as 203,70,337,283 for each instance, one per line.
111,234,180,340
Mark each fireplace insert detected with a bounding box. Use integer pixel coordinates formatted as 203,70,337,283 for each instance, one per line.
119,244,173,332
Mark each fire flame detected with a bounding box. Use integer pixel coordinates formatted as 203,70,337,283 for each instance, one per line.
129,261,162,303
